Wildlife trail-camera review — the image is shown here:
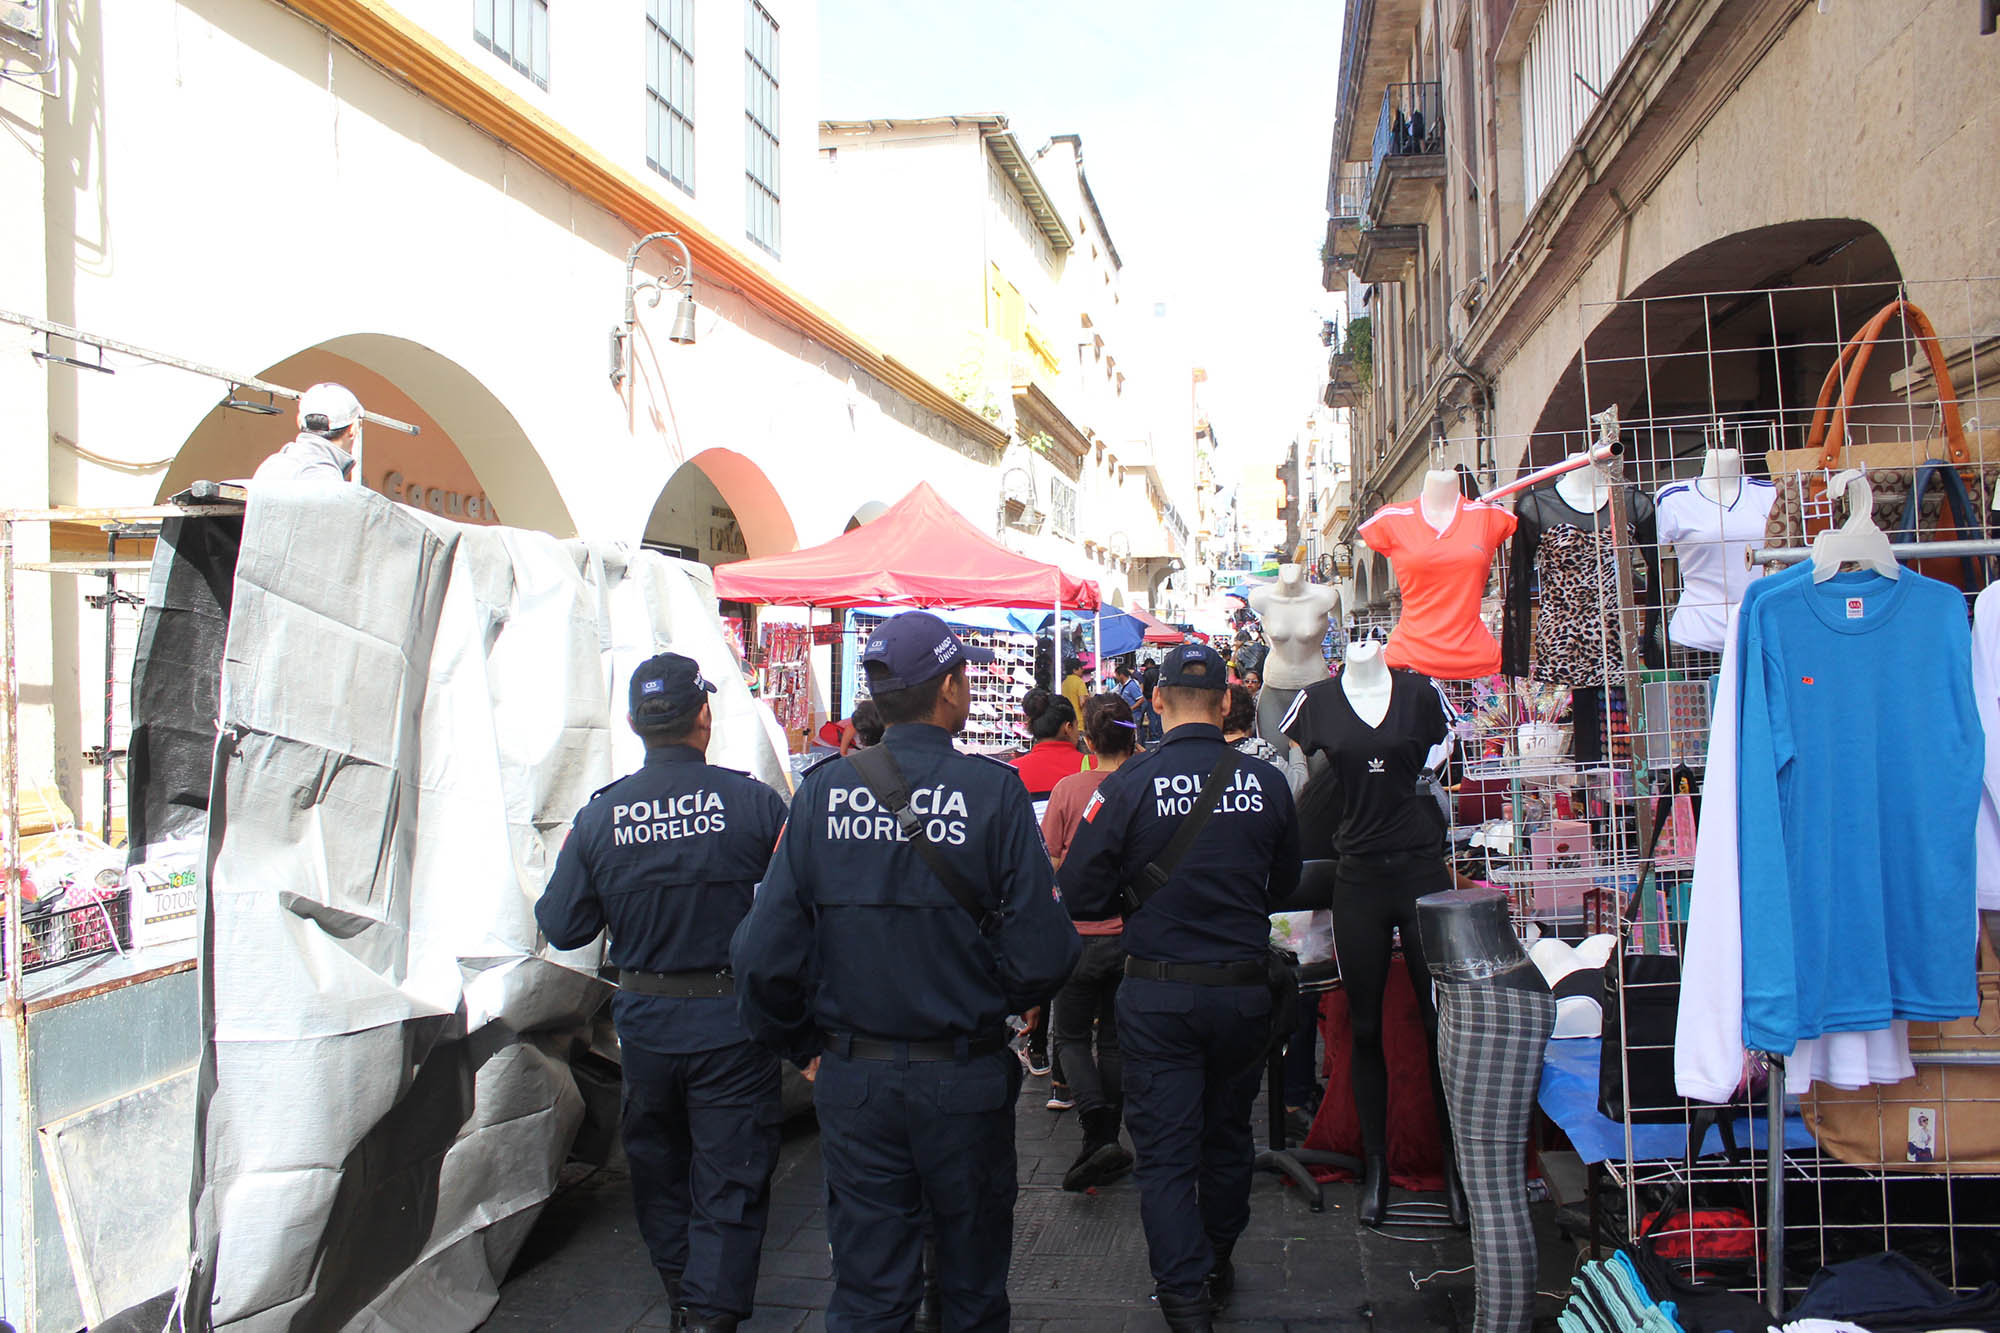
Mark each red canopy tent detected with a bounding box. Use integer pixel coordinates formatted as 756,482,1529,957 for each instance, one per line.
1125,603,1186,645
711,482,1099,610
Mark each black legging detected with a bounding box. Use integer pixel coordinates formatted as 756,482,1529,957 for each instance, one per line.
1329,850,1455,1157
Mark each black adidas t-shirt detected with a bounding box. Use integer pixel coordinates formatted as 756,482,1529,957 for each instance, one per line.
1282,668,1450,856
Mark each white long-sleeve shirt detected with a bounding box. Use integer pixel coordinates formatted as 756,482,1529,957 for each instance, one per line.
1673,603,1912,1101
1970,584,2000,913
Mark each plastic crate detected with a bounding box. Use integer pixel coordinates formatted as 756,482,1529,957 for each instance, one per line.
2,893,129,978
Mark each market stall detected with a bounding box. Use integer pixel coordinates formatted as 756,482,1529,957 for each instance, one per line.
713,481,1100,753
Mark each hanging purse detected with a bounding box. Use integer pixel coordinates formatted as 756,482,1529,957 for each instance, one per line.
1764,296,2000,588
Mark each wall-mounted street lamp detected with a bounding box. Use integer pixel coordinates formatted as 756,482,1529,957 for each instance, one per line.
610,230,698,386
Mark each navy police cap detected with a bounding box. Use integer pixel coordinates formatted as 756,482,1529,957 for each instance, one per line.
1157,641,1228,690
861,611,994,692
629,651,717,726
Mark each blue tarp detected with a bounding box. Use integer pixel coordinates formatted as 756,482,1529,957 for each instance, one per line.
1537,1037,1815,1164
1019,609,1144,659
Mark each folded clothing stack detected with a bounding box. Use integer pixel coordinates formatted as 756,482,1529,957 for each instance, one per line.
1559,1251,1688,1333
1782,1251,2000,1332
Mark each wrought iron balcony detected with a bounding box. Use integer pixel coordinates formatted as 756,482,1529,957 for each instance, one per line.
1368,82,1445,228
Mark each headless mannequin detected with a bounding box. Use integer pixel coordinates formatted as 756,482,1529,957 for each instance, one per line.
1695,446,1745,507
1251,563,1338,753
1552,451,1612,515
1311,647,1463,1229
1419,469,1461,533
1418,889,1553,1333
1342,640,1392,727
1250,564,1339,688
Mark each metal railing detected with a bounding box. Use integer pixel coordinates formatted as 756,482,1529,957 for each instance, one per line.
1370,81,1444,183
1329,166,1368,221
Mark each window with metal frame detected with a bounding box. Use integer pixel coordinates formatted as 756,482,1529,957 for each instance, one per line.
645,0,695,193
743,1,781,255
474,0,549,90
1049,475,1079,540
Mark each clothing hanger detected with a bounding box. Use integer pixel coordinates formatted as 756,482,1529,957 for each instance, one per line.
1810,467,1899,582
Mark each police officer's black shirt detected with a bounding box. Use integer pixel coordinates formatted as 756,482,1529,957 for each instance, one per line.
1281,669,1450,856
1058,722,1302,964
537,744,787,1054
731,723,1081,1055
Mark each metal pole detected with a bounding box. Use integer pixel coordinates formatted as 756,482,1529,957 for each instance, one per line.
0,308,420,435
1480,438,1623,506
1751,537,2000,567
102,527,116,842
1765,1053,1787,1316
3,518,22,1007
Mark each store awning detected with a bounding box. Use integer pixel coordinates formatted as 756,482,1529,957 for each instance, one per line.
711,482,1100,610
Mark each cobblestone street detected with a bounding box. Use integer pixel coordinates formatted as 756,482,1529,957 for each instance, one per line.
482,1072,1570,1331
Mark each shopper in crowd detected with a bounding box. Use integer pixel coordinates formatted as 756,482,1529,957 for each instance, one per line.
1062,654,1089,715
1138,662,1164,745
537,653,789,1332
1009,688,1083,1079
1058,644,1303,1331
848,699,884,748
1041,693,1141,1179
1113,658,1143,710
733,612,1078,1332
1224,682,1304,795
253,382,365,483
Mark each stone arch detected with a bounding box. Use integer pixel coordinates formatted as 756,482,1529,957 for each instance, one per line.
643,448,799,565
1518,220,1901,473
163,334,575,535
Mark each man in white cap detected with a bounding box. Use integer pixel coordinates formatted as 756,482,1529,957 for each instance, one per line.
252,382,364,483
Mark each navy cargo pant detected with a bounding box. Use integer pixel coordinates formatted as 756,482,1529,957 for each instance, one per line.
1117,976,1272,1298
619,1039,783,1319
813,1041,1023,1331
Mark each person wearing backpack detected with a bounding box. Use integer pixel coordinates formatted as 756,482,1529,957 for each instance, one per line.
1057,642,1302,1331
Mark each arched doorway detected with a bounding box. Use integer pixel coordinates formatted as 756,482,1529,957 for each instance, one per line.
642,448,799,564
1520,220,1901,473
164,334,574,536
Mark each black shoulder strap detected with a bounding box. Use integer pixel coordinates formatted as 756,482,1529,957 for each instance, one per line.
1126,751,1238,912
846,744,1002,937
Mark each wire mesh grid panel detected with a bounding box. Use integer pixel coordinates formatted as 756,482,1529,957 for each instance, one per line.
1565,275,2000,1304
847,611,1037,754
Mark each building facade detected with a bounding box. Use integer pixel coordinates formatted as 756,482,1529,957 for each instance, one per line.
1,0,1048,816
1324,0,2000,612
813,115,1206,619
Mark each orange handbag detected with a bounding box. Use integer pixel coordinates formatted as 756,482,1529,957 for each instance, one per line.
1764,297,1999,585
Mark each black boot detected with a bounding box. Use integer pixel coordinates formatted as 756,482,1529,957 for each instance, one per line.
1206,1241,1235,1312
1063,1106,1135,1192
658,1273,684,1328
1358,1152,1391,1228
677,1312,738,1333
1156,1284,1216,1332
912,1276,941,1333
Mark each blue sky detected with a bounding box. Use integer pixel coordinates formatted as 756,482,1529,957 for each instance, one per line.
818,0,1346,473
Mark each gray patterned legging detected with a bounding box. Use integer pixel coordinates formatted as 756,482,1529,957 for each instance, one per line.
1437,982,1556,1333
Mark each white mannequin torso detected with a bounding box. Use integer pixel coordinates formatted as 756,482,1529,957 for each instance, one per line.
1419,469,1460,533
1694,447,1744,507
1249,564,1339,689
1553,453,1612,514
1341,640,1392,728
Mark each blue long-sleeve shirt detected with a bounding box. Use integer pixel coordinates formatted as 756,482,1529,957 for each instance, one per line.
730,722,1081,1056
1735,564,1982,1054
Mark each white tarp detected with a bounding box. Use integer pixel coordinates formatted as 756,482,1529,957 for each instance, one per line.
183,485,786,1331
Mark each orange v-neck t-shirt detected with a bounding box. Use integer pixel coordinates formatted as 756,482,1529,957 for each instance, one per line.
1359,497,1516,679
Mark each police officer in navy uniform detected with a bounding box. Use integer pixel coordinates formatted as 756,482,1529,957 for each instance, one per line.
732,610,1081,1332
537,653,789,1333
1058,642,1302,1332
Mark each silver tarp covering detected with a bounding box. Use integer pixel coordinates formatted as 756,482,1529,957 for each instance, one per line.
183,485,787,1331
